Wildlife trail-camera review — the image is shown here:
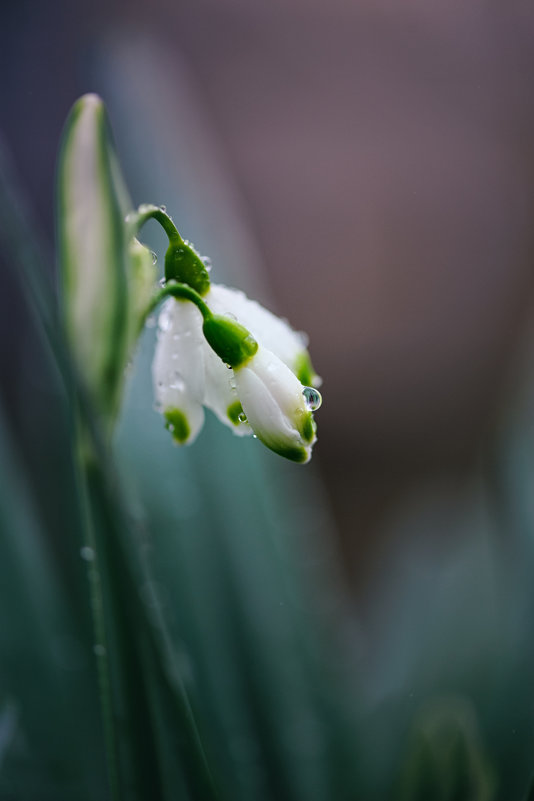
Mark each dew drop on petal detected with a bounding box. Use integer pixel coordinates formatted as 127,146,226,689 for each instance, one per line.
151,251,158,265
159,204,167,213
238,412,248,424
159,308,173,331
170,372,185,391
158,277,166,288
201,255,212,272
303,386,322,411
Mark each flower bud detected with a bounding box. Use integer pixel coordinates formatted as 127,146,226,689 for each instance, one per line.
234,346,319,463
202,315,258,368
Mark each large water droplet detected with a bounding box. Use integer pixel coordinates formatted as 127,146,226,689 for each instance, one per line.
201,255,212,272
302,386,322,411
159,204,167,213
238,412,248,424
150,250,158,265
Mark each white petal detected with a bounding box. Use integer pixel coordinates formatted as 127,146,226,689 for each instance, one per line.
202,345,252,437
152,298,205,444
153,298,205,401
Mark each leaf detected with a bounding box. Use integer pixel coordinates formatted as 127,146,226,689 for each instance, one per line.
56,93,130,426
0,399,107,801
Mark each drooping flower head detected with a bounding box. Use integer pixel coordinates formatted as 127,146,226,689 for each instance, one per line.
141,208,322,462
152,276,322,462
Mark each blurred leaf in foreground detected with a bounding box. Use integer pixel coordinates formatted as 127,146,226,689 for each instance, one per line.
395,695,495,801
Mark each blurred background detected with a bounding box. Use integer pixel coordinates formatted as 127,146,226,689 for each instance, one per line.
2,1,534,799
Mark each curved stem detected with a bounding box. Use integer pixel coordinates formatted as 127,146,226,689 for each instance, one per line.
127,204,183,244
141,282,213,332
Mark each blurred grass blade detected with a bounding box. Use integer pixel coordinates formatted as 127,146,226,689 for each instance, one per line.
57,93,130,425
0,399,108,800
395,697,495,801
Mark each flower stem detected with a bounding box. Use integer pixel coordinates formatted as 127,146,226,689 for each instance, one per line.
127,203,182,244
144,282,213,326
128,204,211,293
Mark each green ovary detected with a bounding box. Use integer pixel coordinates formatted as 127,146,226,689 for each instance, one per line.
164,408,190,444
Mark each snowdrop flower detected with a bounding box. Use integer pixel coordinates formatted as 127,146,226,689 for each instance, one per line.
150,246,322,461
197,284,321,436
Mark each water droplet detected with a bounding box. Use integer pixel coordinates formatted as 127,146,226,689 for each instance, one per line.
150,250,158,265
158,277,166,287
159,204,167,213
145,315,156,328
201,255,212,272
93,644,106,657
80,546,95,562
159,308,173,331
302,386,322,411
252,434,257,439
170,373,185,391
228,378,237,390
238,412,248,424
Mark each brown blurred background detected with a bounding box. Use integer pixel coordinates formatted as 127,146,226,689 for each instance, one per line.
2,0,534,602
